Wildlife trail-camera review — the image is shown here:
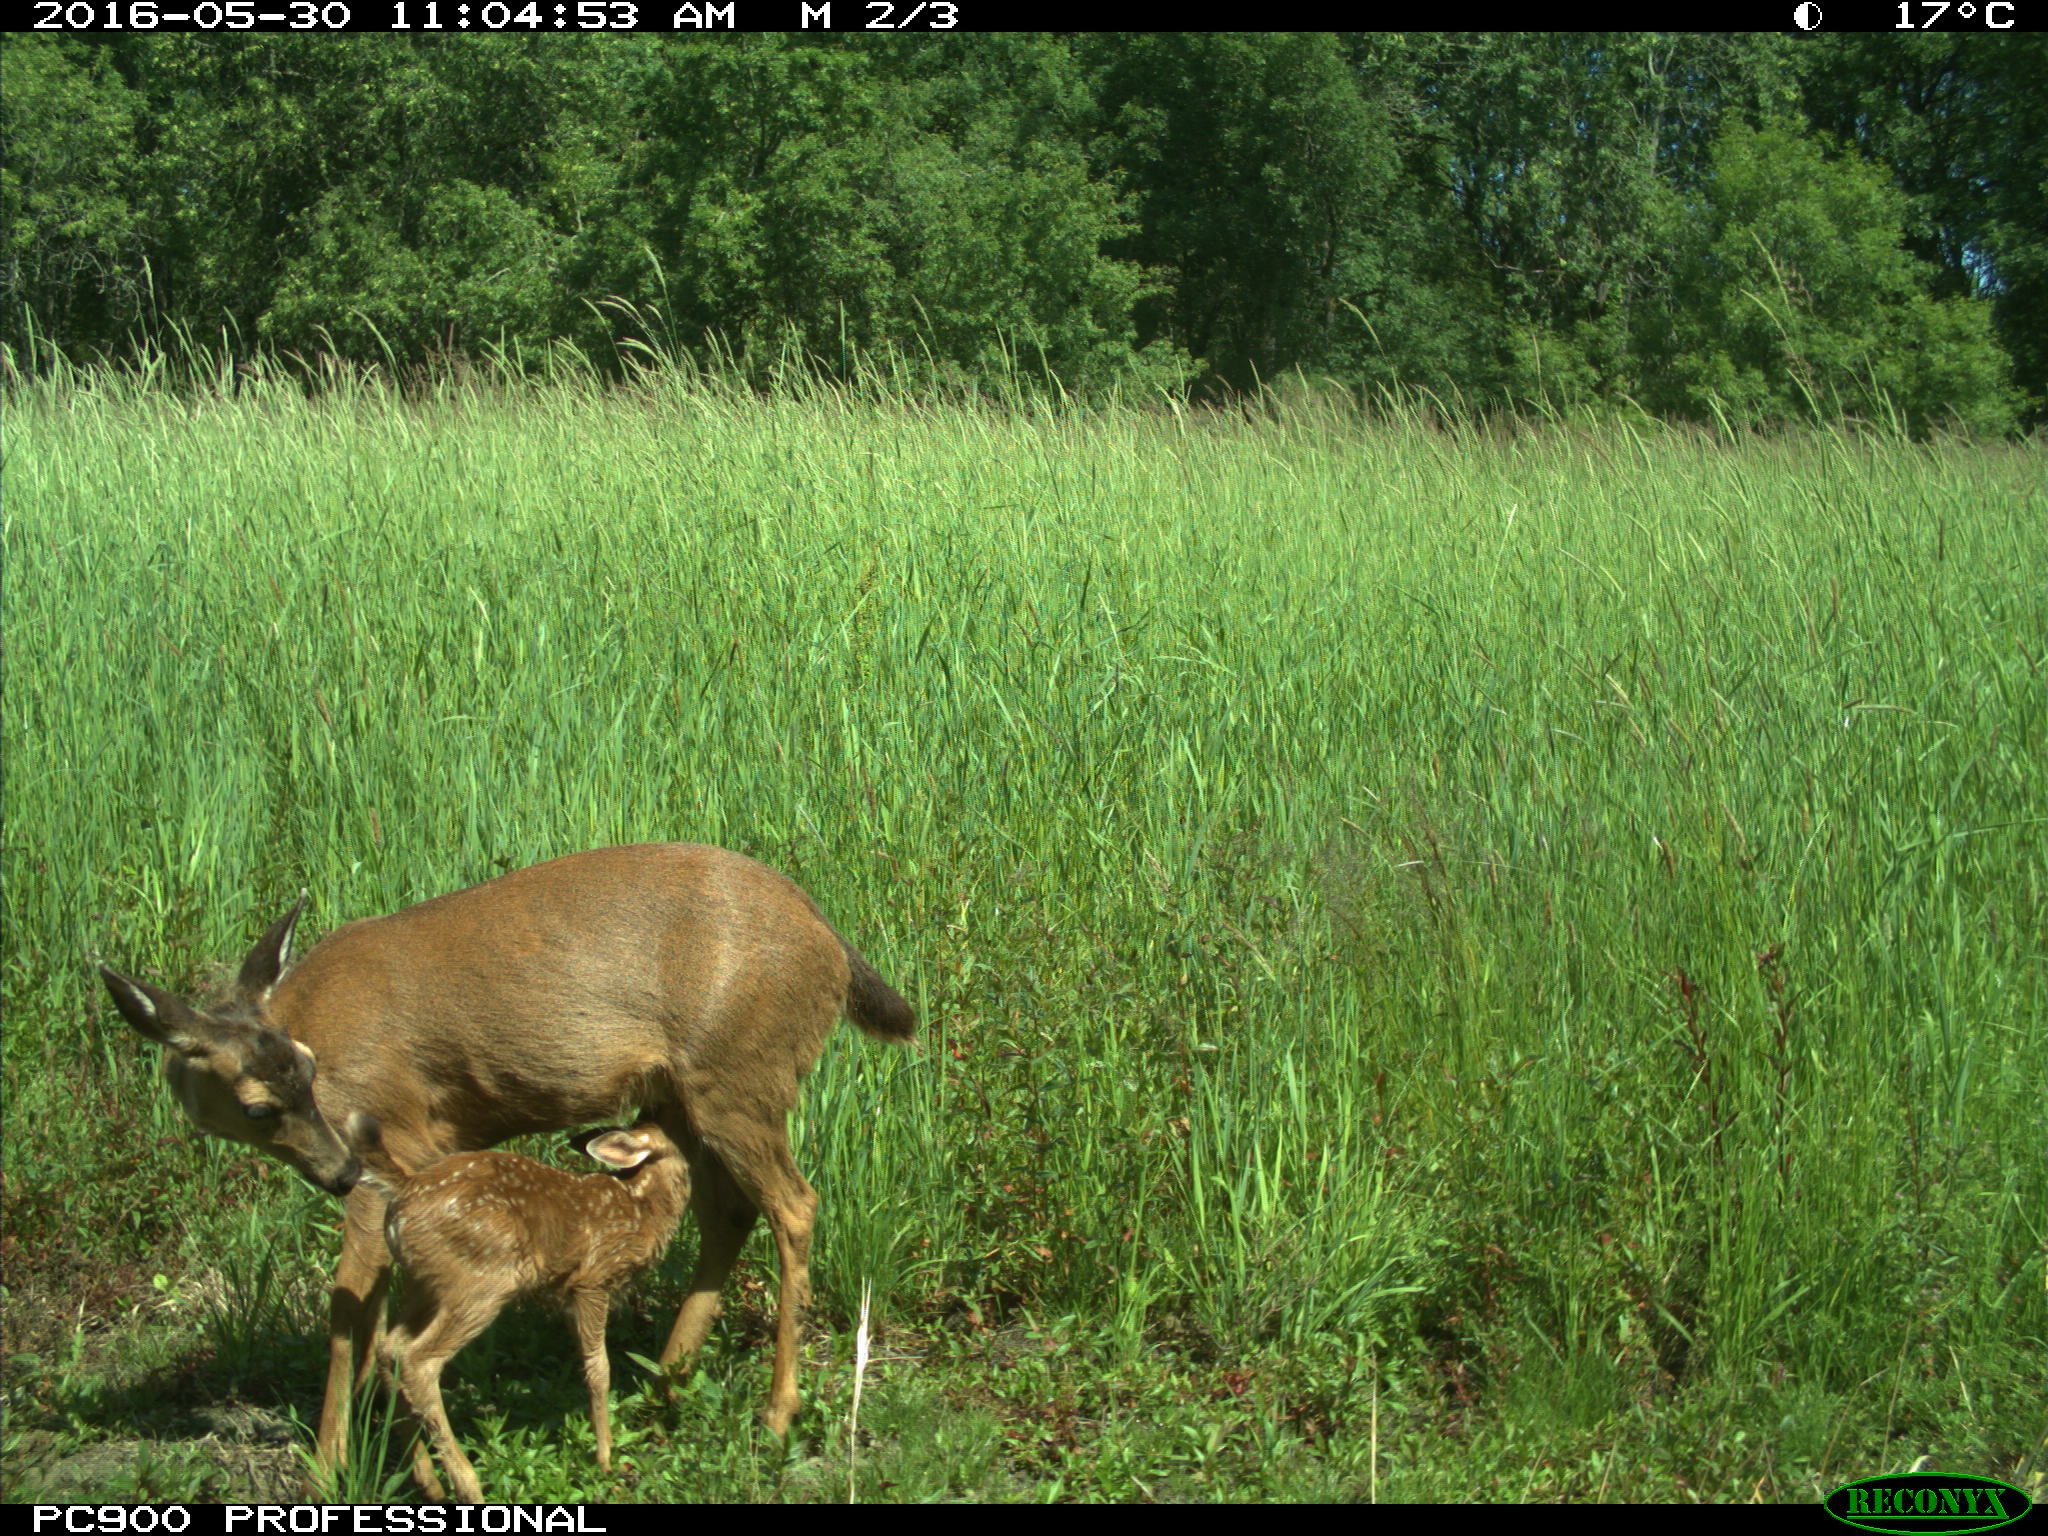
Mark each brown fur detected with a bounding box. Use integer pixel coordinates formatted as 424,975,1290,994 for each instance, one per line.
350,1113,690,1503
98,842,915,1487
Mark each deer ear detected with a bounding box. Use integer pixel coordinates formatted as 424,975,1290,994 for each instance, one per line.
582,1130,654,1172
237,892,307,1001
100,966,208,1055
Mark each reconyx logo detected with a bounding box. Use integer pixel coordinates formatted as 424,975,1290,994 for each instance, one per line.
1826,1473,2033,1535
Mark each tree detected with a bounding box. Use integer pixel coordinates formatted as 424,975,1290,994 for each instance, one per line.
1798,35,2048,423
1650,117,2016,435
0,36,149,363
602,36,1158,391
1085,33,1408,394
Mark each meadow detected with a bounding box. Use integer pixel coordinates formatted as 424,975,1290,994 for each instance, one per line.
3,361,2043,1503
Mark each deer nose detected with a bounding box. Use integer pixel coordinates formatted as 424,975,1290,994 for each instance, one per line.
324,1159,364,1196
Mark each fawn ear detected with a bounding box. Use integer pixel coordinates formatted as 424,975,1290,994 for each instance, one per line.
237,893,307,1002
583,1130,655,1172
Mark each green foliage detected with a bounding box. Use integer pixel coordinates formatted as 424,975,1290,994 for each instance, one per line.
608,37,1159,392
0,37,150,351
1086,34,1406,393
2,34,2030,429
268,179,565,361
1653,117,2017,434
5,367,2043,1500
1797,36,2048,420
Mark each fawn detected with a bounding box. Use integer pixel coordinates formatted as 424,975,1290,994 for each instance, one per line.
98,843,915,1488
349,1111,692,1503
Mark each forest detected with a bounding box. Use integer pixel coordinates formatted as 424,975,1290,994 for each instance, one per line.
4,31,2043,432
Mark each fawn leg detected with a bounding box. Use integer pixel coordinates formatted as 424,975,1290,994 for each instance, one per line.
377,1325,447,1502
570,1288,615,1472
391,1289,501,1505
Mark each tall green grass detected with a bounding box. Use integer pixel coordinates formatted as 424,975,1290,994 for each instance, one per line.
4,360,2042,1500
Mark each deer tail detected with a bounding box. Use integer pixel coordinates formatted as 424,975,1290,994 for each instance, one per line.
843,942,916,1042
343,1110,412,1193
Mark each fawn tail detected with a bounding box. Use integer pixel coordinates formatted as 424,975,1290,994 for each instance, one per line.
343,1110,414,1194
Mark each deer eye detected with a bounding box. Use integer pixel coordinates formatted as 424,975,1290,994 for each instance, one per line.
243,1103,280,1121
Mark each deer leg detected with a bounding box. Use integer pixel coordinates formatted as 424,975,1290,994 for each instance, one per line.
392,1294,500,1506
377,1324,447,1502
693,1121,816,1437
756,1163,816,1437
657,1150,757,1371
312,1184,394,1486
569,1288,615,1472
356,1262,391,1393
398,1346,484,1506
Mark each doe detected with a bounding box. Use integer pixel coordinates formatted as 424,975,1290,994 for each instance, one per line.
350,1112,691,1504
96,843,916,1486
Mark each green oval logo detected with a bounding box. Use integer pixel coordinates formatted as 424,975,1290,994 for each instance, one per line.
1826,1473,2033,1535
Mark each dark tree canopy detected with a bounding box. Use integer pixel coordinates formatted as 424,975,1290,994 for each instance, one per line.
2,33,2033,431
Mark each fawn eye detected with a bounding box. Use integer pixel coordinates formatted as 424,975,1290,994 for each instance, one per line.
243,1103,280,1121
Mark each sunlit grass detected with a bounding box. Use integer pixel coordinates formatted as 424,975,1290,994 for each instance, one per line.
4,359,2042,1500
